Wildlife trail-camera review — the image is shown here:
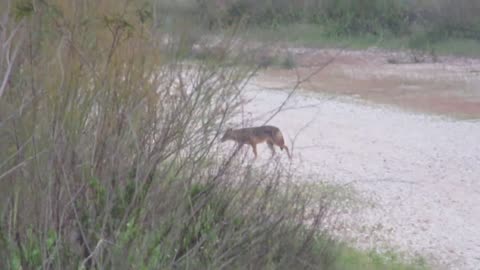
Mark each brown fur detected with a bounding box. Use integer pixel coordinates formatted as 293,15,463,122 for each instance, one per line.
221,125,291,160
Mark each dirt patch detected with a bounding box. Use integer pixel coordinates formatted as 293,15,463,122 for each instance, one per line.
256,48,480,119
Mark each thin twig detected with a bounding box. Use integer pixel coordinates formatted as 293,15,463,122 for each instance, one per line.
261,47,347,125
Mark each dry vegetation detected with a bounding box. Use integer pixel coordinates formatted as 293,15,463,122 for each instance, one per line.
0,0,340,269
0,0,440,269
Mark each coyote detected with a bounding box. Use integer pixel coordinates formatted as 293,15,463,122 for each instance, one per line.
221,125,291,159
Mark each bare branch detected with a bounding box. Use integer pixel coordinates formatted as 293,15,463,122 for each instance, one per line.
0,16,25,98
261,46,348,125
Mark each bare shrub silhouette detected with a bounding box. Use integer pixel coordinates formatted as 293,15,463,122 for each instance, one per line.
0,1,338,269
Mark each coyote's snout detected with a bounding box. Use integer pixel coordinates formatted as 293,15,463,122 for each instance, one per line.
221,125,291,160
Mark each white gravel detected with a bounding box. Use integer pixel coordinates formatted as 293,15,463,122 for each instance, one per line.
238,85,480,270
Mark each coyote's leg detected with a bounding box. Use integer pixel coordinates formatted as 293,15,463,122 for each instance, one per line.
267,141,276,158
281,145,292,160
236,143,244,151
233,143,243,156
250,143,258,159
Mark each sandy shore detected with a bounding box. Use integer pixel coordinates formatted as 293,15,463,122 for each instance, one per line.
216,45,480,269
236,83,480,269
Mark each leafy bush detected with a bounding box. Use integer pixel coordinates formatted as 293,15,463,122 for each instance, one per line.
193,0,480,44
414,0,480,40
319,0,410,35
196,0,304,28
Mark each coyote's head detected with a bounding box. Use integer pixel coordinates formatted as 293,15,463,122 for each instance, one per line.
221,128,233,142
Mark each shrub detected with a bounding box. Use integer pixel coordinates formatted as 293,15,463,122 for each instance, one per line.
319,0,410,35
413,0,480,40
0,1,336,269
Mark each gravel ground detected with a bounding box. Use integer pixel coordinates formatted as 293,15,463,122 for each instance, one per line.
236,85,480,270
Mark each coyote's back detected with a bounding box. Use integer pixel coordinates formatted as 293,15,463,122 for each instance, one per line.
221,125,291,159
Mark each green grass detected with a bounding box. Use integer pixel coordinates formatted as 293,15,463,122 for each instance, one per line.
244,23,480,57
331,245,428,270
304,182,428,270
244,23,402,48
431,38,480,58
